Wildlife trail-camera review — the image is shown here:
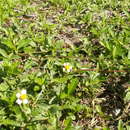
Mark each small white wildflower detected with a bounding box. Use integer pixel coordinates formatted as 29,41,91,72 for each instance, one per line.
114,109,121,116
16,89,28,105
63,63,72,72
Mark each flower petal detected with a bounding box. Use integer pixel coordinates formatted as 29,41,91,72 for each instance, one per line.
63,63,68,66
66,63,69,65
69,66,72,70
21,89,26,94
67,69,71,72
16,93,21,98
23,99,28,104
115,109,121,116
63,68,65,72
16,99,22,105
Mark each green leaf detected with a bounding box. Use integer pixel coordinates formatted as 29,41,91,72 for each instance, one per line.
0,119,22,127
126,125,130,130
112,46,116,58
128,50,130,59
2,39,16,50
124,92,130,102
17,39,31,50
67,78,78,95
52,75,72,83
112,45,123,58
100,41,112,50
102,127,110,130
0,82,9,91
118,120,124,130
34,77,45,86
64,118,73,130
0,48,8,58
60,93,68,99
95,105,104,116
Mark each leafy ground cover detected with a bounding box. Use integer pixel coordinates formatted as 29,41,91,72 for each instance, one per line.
0,0,130,129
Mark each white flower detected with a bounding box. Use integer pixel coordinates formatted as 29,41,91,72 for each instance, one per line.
63,63,72,72
114,109,121,116
16,89,28,105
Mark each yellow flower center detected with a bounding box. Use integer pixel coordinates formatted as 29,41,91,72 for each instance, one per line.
20,94,27,100
65,65,70,70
